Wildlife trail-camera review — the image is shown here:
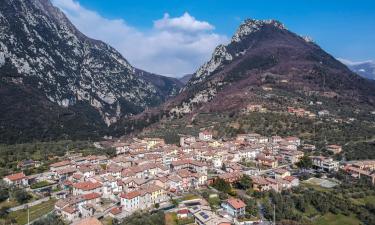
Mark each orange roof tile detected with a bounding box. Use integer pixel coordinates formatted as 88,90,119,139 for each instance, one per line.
82,192,101,200
5,172,26,181
227,198,246,209
120,191,141,199
73,181,102,191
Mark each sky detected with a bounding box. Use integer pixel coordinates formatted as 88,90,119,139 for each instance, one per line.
52,0,375,77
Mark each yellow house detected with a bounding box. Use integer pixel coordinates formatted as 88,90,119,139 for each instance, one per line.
209,140,223,148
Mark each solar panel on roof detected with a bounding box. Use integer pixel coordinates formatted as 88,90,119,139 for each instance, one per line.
199,212,209,219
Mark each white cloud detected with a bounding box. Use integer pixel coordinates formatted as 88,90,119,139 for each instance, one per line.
154,12,214,32
52,0,228,77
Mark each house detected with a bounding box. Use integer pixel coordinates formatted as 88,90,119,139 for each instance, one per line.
17,160,40,169
190,205,231,225
221,198,246,218
199,131,213,141
284,136,301,146
273,168,291,179
142,138,165,150
218,172,243,184
246,104,267,113
82,192,102,205
271,136,283,143
3,172,28,187
279,150,304,164
180,135,196,147
343,166,375,184
326,145,342,154
251,176,272,192
318,110,330,117
177,208,189,219
256,155,278,168
303,144,316,151
283,176,300,187
311,156,339,172
50,160,72,172
120,190,149,212
109,207,122,218
61,206,79,221
73,181,102,195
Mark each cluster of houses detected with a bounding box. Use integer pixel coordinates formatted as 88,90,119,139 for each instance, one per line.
343,160,375,185
287,107,316,118
3,129,364,225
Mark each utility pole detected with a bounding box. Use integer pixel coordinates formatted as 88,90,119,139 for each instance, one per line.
273,203,276,225
27,205,30,225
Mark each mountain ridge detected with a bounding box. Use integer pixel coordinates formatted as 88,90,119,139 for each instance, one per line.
339,58,375,80
128,18,375,125
0,0,181,143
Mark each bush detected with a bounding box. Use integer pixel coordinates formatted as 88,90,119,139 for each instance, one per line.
119,211,165,225
12,189,31,204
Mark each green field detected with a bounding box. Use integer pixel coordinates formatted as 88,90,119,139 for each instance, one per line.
313,213,361,225
351,195,375,206
9,198,57,225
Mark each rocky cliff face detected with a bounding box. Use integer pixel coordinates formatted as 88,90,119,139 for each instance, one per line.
0,0,181,143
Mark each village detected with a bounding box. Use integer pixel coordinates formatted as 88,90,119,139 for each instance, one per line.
2,130,375,225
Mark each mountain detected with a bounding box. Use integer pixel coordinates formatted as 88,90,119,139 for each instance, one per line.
134,69,184,99
0,0,181,143
179,74,193,85
339,59,375,80
160,19,375,116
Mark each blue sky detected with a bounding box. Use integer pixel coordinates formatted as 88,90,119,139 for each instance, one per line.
53,0,375,77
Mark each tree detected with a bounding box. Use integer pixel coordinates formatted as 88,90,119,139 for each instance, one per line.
221,163,226,171
212,178,231,194
244,198,258,216
0,188,9,202
12,189,31,204
0,206,9,218
237,175,252,190
296,155,312,169
120,211,165,225
32,214,64,225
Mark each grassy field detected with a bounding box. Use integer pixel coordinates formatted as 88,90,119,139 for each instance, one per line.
301,181,332,193
165,212,177,225
350,195,375,206
313,213,361,225
0,199,18,209
9,198,57,225
181,194,200,201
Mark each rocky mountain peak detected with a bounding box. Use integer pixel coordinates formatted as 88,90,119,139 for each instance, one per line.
231,18,286,43
166,17,375,117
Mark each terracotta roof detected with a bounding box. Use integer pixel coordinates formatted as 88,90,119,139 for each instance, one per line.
120,191,141,199
73,181,102,191
110,207,122,215
62,206,77,214
177,209,189,214
82,192,101,200
72,173,83,179
227,198,246,209
283,176,298,182
4,172,26,181
50,160,71,168
63,180,73,186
